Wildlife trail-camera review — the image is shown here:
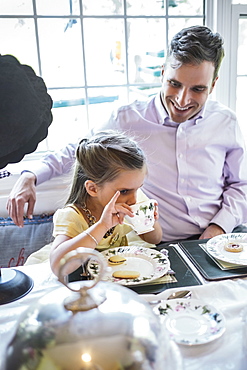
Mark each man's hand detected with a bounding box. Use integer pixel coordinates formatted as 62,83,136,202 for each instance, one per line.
6,172,37,227
199,223,225,240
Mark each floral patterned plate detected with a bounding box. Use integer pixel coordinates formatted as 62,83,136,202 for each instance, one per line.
88,246,170,286
153,298,226,346
206,233,247,265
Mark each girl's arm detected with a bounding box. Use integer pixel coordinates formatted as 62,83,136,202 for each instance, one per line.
50,191,133,276
138,203,162,244
50,221,109,276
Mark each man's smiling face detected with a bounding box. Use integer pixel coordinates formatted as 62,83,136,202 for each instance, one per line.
161,59,217,123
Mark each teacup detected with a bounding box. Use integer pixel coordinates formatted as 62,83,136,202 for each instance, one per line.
125,199,156,235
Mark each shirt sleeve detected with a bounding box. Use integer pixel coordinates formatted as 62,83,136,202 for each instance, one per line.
53,207,87,238
53,207,133,249
22,142,78,186
210,122,247,232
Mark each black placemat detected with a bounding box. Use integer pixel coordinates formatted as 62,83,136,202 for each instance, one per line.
68,245,202,295
178,239,247,281
129,244,202,295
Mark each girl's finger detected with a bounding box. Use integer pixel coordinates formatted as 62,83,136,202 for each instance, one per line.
109,191,120,205
115,204,133,217
117,213,125,224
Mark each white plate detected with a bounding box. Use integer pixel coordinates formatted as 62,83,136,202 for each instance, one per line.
206,233,247,265
88,246,170,286
153,299,226,346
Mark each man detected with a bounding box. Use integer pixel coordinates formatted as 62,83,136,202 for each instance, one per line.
7,25,247,242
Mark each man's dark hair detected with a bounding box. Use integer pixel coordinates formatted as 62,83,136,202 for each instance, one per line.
167,25,224,81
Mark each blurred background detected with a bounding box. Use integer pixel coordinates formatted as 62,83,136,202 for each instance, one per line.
0,0,246,154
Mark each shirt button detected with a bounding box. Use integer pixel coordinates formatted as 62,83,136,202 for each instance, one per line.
187,196,191,202
178,153,183,158
181,178,185,183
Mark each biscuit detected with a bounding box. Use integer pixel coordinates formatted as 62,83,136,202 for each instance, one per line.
224,242,243,253
112,270,140,279
108,255,126,265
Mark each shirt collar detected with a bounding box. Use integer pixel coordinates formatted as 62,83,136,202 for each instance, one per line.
154,93,169,124
154,92,205,126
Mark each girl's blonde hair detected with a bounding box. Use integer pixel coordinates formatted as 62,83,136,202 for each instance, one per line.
66,130,146,205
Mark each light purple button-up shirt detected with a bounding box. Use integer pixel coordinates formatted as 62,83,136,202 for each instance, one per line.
29,94,247,241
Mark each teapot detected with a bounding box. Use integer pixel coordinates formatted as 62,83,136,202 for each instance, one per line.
4,247,166,370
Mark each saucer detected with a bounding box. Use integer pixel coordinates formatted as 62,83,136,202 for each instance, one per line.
153,298,226,345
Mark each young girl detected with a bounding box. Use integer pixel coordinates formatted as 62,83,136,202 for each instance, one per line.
50,131,162,276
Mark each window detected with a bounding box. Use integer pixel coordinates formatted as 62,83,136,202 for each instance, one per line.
1,0,206,154
215,0,247,144
230,4,247,143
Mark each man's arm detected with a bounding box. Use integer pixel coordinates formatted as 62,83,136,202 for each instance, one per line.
7,142,77,226
6,107,128,226
203,124,247,237
34,142,77,185
199,223,225,240
6,171,36,227
210,152,247,233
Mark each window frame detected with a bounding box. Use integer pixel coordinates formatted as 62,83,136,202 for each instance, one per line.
3,0,241,162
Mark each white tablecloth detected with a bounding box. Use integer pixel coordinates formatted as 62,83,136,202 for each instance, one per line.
1,261,247,370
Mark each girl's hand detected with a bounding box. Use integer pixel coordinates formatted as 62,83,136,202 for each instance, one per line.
154,201,159,221
100,191,133,230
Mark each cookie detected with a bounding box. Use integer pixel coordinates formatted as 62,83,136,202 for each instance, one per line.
112,270,140,279
108,255,126,265
224,242,243,253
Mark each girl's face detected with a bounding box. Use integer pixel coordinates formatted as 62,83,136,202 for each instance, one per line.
96,166,147,207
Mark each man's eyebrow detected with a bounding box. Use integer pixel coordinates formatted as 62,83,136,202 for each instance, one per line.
167,78,180,82
192,84,208,89
167,78,208,90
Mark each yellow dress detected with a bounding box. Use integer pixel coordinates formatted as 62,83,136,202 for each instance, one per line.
25,189,151,265
53,204,132,250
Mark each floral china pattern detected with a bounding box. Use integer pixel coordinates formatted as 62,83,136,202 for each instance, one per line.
206,233,247,265
88,246,170,285
155,299,226,345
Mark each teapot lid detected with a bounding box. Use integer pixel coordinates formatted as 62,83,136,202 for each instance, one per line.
57,247,107,311
5,248,164,370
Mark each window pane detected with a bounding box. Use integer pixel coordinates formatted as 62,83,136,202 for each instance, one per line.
82,0,123,15
237,18,247,76
47,88,88,150
38,18,84,87
87,87,126,128
36,0,80,15
169,0,204,16
236,17,247,142
84,19,126,86
0,0,207,157
0,0,32,14
236,76,247,142
168,17,204,43
127,0,165,16
0,19,39,72
232,0,247,4
127,18,166,84
129,85,161,102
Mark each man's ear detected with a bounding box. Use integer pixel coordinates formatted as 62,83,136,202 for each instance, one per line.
161,64,165,75
210,76,218,94
85,180,98,197
161,64,165,82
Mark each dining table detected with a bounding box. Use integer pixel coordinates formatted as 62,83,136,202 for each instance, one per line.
1,239,247,370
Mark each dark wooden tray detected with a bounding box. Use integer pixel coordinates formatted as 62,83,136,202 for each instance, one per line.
178,239,247,281
130,244,202,295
